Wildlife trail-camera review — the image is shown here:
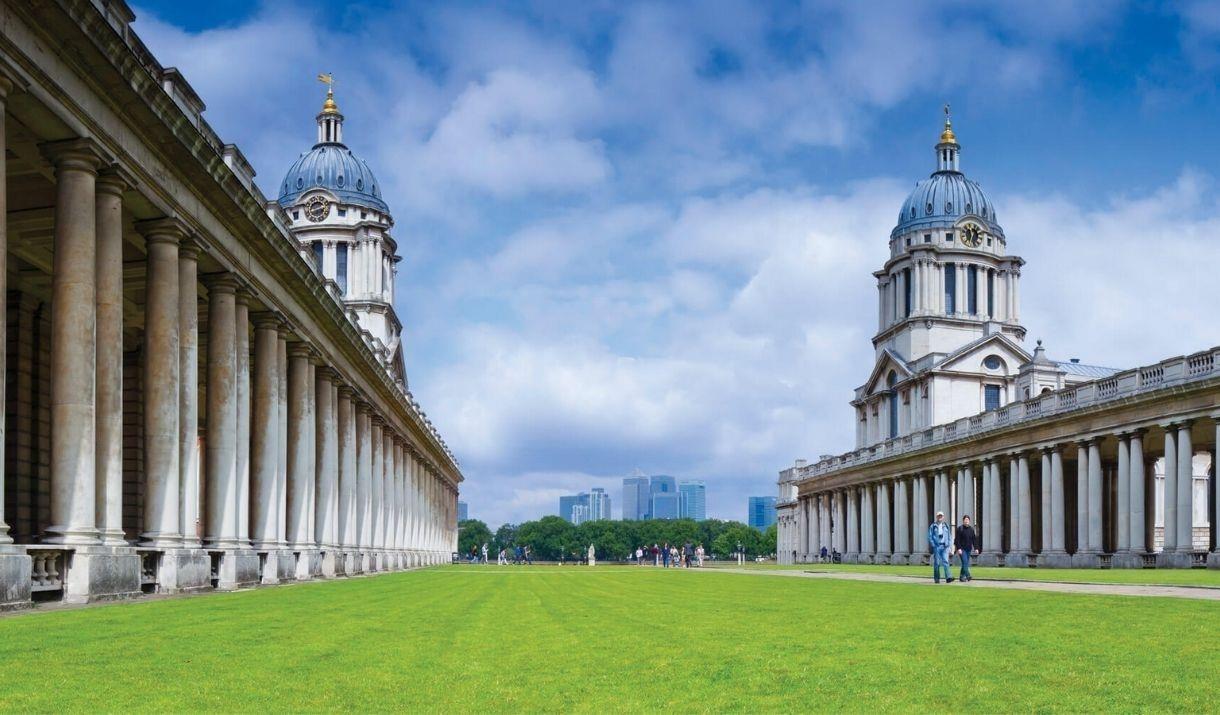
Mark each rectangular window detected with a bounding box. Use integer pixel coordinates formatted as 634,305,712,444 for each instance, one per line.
335,244,348,295
923,234,932,243
944,264,956,314
903,267,912,317
968,265,978,314
292,211,299,220
946,232,954,243
987,270,994,317
312,242,324,274
905,237,911,247
337,208,347,217
984,384,1001,411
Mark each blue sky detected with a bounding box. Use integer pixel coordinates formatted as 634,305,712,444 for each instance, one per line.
132,1,1220,527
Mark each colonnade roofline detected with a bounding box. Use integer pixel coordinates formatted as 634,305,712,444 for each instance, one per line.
782,345,1220,496
6,0,459,484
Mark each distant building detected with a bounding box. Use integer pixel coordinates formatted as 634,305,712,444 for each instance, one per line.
560,494,590,524
571,503,590,525
589,488,612,521
457,501,468,522
622,477,650,520
650,475,679,520
748,496,777,531
679,481,706,521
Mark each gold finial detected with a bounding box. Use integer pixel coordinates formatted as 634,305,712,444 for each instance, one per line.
939,103,957,144
317,72,339,114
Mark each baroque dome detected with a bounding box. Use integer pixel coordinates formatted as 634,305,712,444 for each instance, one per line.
277,143,389,213
893,171,1001,238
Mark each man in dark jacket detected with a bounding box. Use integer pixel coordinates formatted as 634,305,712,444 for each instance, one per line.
955,515,979,582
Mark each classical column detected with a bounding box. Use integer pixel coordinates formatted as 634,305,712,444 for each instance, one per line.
1018,453,1032,553
878,480,891,558
1162,424,1178,553
382,427,394,553
94,169,128,546
286,343,313,548
178,241,201,547
861,484,874,558
356,403,372,551
42,139,104,545
1050,447,1065,553
1175,421,1194,553
846,488,859,557
983,460,1001,554
1088,439,1103,553
137,219,187,546
305,359,316,546
0,79,10,551
314,368,339,551
1116,433,1131,553
235,290,251,546
204,276,240,548
371,417,384,552
1008,456,1019,552
1076,442,1091,553
1130,430,1146,554
337,387,356,549
1213,418,1220,560
914,475,930,551
809,494,821,557
1040,449,1052,553
276,328,289,546
963,464,976,524
250,314,280,549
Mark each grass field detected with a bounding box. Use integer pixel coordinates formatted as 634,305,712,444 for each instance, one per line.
709,561,1220,586
1,565,1217,712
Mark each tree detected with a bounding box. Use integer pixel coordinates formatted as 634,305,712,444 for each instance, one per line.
515,516,576,560
712,522,765,559
762,523,778,557
492,523,518,555
575,520,631,561
458,519,492,557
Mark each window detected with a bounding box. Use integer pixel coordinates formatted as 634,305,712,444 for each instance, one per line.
360,211,367,219
886,372,898,439
923,234,931,243
987,270,995,316
945,232,953,243
967,265,978,314
335,244,348,295
292,211,299,220
984,355,1003,370
312,242,324,274
944,263,956,314
337,208,347,217
903,267,912,317
984,385,1001,411
905,237,911,247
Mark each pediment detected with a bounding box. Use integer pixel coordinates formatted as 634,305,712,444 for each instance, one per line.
935,333,1030,376
860,349,914,395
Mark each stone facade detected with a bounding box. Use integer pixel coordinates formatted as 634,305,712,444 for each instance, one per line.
0,0,461,611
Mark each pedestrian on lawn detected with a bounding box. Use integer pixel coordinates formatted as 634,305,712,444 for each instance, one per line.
928,511,953,584
955,515,978,582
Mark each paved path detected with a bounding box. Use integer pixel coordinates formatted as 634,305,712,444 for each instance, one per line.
707,567,1220,601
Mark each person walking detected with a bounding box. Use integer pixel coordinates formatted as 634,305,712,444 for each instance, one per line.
481,543,488,564
662,542,671,568
928,511,953,584
652,543,660,566
955,515,978,582
497,547,507,565
819,545,828,563
696,544,704,567
635,546,644,565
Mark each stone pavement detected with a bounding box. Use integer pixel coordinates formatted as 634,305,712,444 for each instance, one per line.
708,567,1220,601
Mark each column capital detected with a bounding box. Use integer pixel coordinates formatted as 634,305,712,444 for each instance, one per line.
371,414,386,428
202,271,241,294
251,311,284,331
41,137,109,174
179,236,203,260
96,164,138,197
136,216,190,245
315,365,340,383
235,287,255,306
286,341,313,359
1075,437,1095,449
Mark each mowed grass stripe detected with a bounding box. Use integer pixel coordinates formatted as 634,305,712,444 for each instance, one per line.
0,566,1215,712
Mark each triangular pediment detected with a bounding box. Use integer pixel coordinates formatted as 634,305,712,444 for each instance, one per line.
859,349,914,396
934,333,1030,376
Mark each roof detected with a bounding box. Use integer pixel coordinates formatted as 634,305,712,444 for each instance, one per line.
277,142,389,213
1055,361,1120,379
893,170,1003,238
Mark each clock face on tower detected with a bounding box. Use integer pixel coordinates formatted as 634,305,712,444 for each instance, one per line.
304,195,330,222
961,222,983,247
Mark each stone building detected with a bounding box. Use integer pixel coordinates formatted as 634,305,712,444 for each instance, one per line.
0,0,461,611
776,114,1218,569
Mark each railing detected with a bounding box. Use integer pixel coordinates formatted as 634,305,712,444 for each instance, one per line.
27,548,67,596
782,346,1220,484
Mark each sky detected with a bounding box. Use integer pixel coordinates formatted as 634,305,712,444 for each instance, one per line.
131,0,1220,527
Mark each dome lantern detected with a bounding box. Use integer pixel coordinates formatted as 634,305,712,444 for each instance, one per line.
936,104,959,172
316,73,343,145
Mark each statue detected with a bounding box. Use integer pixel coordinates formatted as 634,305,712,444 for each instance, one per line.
587,544,596,567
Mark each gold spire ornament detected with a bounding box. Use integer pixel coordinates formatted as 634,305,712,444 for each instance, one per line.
939,103,957,145
317,72,339,114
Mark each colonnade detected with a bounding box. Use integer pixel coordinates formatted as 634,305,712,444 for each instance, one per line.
788,418,1220,568
877,257,1020,331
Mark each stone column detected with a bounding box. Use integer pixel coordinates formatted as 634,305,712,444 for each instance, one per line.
1162,424,1178,555
861,484,874,560
982,460,1002,560
383,428,394,556
250,314,280,550
1050,447,1065,553
1007,456,1019,553
286,343,314,550
913,475,928,555
235,291,251,546
94,169,128,546
846,488,859,558
963,464,976,524
1088,439,1104,554
1039,449,1052,554
337,387,356,551
178,241,201,548
1130,430,1146,555
1211,419,1220,567
878,480,891,560
276,328,289,549
0,77,13,560
356,404,373,559
137,218,185,547
1076,441,1091,554
42,139,104,545
204,276,240,549
1017,453,1032,555
314,367,338,575
1175,421,1194,554
809,494,820,558
1116,433,1131,553
371,417,384,558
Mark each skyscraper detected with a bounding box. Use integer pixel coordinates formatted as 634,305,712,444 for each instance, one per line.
560,493,590,524
622,477,650,520
748,496,777,531
589,488,612,521
650,475,679,519
457,501,468,522
679,481,706,521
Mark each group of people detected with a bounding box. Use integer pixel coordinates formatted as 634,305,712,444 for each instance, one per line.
633,542,704,568
927,512,978,583
489,544,533,565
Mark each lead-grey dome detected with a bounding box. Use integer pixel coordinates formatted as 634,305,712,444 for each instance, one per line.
277,142,389,213
893,170,1001,238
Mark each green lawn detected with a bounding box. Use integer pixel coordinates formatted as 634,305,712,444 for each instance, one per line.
709,561,1220,586
1,566,1217,712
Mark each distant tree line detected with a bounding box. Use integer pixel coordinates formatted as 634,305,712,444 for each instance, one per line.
458,516,779,561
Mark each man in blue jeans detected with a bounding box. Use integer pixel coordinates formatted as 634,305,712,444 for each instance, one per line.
927,511,953,583
955,515,978,582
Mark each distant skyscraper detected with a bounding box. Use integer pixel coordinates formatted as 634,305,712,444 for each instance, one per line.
748,496,777,530
622,477,650,520
589,487,611,521
560,493,590,524
679,481,706,521
650,475,679,520
571,503,590,525
457,501,468,522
